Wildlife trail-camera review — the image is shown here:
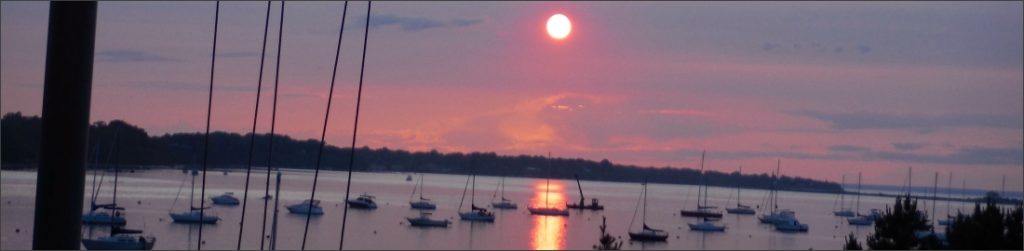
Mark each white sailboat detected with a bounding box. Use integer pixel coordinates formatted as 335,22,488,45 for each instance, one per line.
847,172,878,226
169,169,220,224
832,175,855,217
83,140,127,226
528,152,569,216
459,164,495,222
688,159,726,232
490,176,517,209
628,181,669,241
725,166,756,215
409,174,436,210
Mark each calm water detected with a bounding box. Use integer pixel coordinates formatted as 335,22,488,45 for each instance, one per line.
0,168,968,250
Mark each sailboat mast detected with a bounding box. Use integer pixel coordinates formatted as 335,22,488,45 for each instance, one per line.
855,172,862,215
471,169,476,206
190,170,196,209
698,150,705,208
420,174,425,199
736,166,742,206
839,175,845,209
932,172,938,223
946,172,952,217
642,182,647,225
111,134,120,206
545,152,551,207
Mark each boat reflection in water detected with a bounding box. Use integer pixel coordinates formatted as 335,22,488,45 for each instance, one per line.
530,180,567,250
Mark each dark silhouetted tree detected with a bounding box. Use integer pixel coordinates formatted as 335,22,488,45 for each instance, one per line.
843,233,863,250
947,198,1023,250
867,196,930,249
593,216,621,250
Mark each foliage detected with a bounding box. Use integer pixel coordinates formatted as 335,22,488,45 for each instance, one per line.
0,112,842,192
866,196,931,249
593,216,621,250
946,199,1023,250
843,233,863,250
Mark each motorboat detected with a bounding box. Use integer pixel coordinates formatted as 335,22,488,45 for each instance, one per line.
211,192,240,206
81,227,155,250
773,217,809,232
566,174,604,210
406,212,450,227
347,194,378,209
680,207,723,218
629,181,670,241
287,199,325,215
628,225,669,242
169,209,220,224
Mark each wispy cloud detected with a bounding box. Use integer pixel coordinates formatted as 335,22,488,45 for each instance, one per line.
892,142,928,151
96,49,174,62
796,111,1023,130
353,14,483,32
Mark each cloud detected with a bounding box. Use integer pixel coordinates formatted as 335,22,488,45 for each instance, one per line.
893,142,927,151
829,144,871,153
96,49,174,62
796,111,1023,130
361,14,483,32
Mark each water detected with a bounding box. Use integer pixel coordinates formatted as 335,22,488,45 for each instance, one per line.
0,168,968,250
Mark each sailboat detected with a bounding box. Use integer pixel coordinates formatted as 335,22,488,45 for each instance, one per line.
566,174,603,210
847,172,878,226
725,166,756,215
81,226,156,250
528,153,569,216
490,176,517,209
83,138,127,226
409,174,436,210
459,163,495,222
628,181,669,241
758,160,809,232
679,151,723,219
688,165,727,232
169,169,220,224
832,175,855,217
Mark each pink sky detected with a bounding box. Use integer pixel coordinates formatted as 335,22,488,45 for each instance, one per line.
2,2,1021,192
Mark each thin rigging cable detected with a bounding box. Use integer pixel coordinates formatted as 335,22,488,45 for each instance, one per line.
237,1,272,249
260,1,285,250
339,2,372,249
300,1,349,249
197,1,220,250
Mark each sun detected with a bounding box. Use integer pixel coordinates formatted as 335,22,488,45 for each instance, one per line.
546,13,571,40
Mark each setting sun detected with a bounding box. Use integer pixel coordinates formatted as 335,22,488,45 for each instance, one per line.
546,13,571,40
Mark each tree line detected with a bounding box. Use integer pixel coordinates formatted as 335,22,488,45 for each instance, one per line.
1,112,841,193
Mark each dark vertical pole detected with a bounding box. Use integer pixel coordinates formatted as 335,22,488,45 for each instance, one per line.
32,2,97,250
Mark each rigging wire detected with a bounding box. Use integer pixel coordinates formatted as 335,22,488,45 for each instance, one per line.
338,2,372,249
260,1,286,250
300,1,349,249
197,1,220,250
237,1,273,249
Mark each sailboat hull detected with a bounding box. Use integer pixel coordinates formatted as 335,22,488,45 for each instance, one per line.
628,231,668,241
528,207,569,216
407,217,450,227
82,212,127,225
81,235,155,250
679,210,722,218
566,203,604,210
410,201,436,210
725,207,756,215
169,212,219,224
458,212,495,222
491,202,517,209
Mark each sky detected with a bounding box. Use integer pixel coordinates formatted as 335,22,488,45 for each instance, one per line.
2,1,1022,192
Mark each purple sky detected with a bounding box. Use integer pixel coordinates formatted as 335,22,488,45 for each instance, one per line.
2,1,1021,192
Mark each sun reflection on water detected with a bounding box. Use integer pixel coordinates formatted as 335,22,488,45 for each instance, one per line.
529,180,567,250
